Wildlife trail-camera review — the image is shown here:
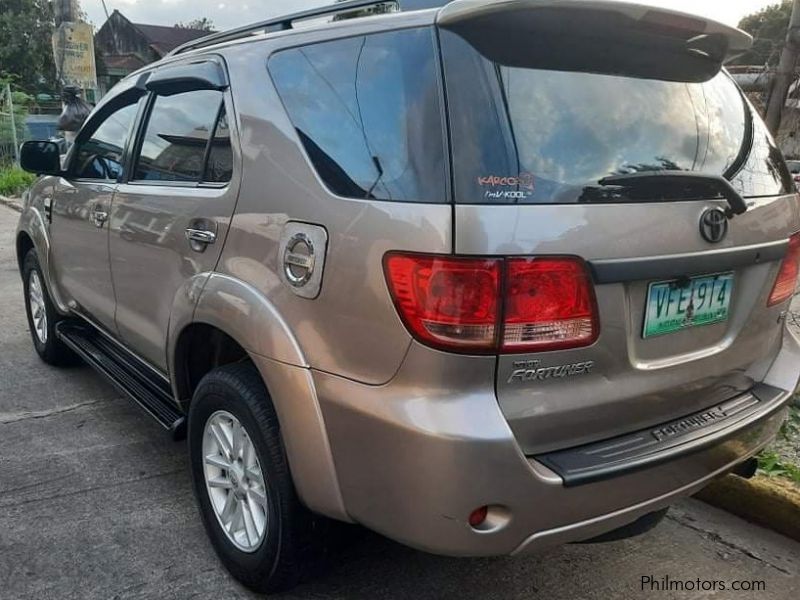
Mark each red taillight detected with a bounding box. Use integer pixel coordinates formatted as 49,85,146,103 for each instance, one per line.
768,232,800,306
383,254,500,353
383,253,598,354
503,258,599,352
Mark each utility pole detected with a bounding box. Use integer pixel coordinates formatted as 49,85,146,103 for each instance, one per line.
765,0,800,135
54,0,79,27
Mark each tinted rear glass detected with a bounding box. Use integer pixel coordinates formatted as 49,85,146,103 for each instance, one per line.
269,28,446,203
440,30,792,204
134,90,223,183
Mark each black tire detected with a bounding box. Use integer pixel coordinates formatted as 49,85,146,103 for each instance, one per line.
188,362,312,593
21,249,78,366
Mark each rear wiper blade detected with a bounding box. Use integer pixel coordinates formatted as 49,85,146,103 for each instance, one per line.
598,172,748,217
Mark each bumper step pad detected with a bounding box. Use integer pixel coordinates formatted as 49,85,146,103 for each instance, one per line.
536,384,788,486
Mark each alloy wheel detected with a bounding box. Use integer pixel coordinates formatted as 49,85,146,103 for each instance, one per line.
28,270,48,344
202,410,269,552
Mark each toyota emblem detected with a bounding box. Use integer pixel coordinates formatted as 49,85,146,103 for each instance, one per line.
699,208,728,244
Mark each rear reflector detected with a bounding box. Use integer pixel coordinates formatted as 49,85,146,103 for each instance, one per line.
468,506,488,528
768,232,800,306
383,253,598,354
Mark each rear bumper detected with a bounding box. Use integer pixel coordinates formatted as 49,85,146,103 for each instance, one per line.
535,383,786,487
313,327,799,557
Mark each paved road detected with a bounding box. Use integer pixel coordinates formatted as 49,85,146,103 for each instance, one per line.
1,204,798,599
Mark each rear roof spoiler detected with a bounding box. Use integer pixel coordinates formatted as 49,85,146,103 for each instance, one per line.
436,0,753,82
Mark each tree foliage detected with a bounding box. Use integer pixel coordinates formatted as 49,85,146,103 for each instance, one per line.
733,0,793,66
0,0,57,94
175,17,215,31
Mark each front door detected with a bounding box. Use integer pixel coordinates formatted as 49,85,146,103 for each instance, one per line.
50,97,142,332
109,84,237,370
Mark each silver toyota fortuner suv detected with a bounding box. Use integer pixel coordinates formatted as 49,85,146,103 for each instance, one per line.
16,0,800,593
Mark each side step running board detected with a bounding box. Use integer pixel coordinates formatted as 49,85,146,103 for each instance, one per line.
56,321,186,440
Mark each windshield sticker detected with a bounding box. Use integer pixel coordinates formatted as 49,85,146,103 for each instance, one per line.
477,172,534,200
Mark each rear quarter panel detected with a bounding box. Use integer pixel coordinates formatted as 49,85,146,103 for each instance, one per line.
215,28,450,384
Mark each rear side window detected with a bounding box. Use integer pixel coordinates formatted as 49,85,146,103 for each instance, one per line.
440,30,792,204
205,105,233,183
269,28,446,203
133,89,231,183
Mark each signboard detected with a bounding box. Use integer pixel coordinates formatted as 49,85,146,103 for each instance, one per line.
52,22,97,89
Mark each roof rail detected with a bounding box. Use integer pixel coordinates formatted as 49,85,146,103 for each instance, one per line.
168,0,407,56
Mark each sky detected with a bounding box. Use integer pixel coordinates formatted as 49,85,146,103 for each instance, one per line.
81,0,781,30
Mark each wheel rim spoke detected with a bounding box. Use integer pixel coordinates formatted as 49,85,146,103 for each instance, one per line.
246,466,264,487
243,442,253,468
210,422,233,460
232,421,244,460
248,494,266,532
242,501,258,544
220,489,237,526
248,486,268,508
202,410,269,552
207,475,232,489
205,453,231,471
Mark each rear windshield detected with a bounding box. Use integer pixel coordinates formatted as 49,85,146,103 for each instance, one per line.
440,30,793,204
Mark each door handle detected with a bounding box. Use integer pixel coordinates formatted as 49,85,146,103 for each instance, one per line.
91,205,108,228
185,227,217,252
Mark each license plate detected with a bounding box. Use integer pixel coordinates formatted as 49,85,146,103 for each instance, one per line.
643,272,734,338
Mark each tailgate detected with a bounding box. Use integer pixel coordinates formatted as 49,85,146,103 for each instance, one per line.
438,1,800,453
457,200,797,454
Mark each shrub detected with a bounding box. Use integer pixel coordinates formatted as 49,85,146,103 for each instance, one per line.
0,166,35,196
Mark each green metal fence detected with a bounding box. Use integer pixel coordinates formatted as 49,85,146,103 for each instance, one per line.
0,84,35,168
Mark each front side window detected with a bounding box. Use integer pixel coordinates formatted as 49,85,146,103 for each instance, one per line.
72,100,140,180
268,28,446,203
133,89,228,183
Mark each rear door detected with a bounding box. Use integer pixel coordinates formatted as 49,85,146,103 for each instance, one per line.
438,1,800,454
109,60,238,370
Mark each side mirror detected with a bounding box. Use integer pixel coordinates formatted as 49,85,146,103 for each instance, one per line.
19,141,62,176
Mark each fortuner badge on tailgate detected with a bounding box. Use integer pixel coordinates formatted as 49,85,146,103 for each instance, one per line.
507,360,595,384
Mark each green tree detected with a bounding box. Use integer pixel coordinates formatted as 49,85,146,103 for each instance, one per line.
175,18,215,31
733,1,793,66
0,0,57,94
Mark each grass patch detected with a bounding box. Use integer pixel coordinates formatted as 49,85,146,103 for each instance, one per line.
0,165,35,197
758,450,800,485
758,404,800,485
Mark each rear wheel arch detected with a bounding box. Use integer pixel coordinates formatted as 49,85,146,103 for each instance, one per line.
173,322,251,410
168,272,308,408
172,320,349,521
